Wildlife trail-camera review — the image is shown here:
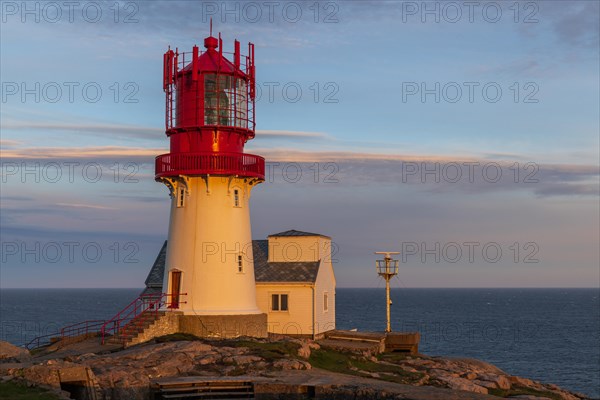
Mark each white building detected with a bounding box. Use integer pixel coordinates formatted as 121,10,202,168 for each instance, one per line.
254,230,336,339
142,229,336,339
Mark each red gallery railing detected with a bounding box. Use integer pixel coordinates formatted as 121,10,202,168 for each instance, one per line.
155,152,265,180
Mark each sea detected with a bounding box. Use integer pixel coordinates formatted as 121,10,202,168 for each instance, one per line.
1,288,598,398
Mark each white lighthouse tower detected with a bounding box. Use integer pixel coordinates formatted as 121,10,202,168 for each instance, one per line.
155,31,266,332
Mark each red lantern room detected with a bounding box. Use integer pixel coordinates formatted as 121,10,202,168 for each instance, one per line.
155,30,264,180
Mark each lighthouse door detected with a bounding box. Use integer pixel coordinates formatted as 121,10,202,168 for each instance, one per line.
170,270,182,309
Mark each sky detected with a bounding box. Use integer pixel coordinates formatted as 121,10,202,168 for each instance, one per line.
0,0,599,288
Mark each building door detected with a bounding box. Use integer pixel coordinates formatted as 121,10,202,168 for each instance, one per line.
170,270,182,309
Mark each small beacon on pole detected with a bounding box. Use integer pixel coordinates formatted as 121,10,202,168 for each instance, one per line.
374,251,400,333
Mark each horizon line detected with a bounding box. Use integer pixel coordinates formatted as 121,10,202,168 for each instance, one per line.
1,287,598,290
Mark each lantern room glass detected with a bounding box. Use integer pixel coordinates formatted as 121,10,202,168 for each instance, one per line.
204,74,248,128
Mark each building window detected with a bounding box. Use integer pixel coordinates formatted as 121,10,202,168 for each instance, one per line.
271,294,289,312
237,254,243,273
233,189,240,207
177,187,185,208
324,292,329,312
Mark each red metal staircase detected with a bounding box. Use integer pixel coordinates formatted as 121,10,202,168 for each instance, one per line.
23,293,185,350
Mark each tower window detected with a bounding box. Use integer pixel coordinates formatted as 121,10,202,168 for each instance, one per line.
177,187,185,208
237,254,243,273
233,189,240,207
324,292,329,312
271,294,289,312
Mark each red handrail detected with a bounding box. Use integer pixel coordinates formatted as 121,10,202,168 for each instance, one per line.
23,293,186,350
100,293,186,345
60,320,106,338
23,319,106,350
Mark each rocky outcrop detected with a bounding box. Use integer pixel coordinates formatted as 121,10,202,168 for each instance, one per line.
0,340,31,363
375,354,585,400
0,337,589,400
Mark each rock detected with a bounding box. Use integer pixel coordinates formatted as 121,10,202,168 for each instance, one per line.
20,364,63,388
462,371,478,380
436,375,489,394
295,339,320,359
0,341,31,363
308,342,320,350
1,337,586,400
297,343,312,359
272,359,311,370
429,368,458,378
509,375,535,387
196,353,220,365
507,396,553,400
473,379,498,389
231,355,263,365
174,341,212,353
452,358,507,375
401,366,419,373
476,373,511,390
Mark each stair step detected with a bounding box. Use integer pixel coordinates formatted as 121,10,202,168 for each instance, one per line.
104,310,168,346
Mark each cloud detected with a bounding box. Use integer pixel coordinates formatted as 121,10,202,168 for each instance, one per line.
256,130,331,140
0,139,24,148
55,203,117,210
254,149,599,198
256,148,480,163
0,146,164,160
0,129,331,161
470,58,544,79
547,1,600,48
1,123,329,148
0,195,35,202
2,122,164,141
2,144,596,198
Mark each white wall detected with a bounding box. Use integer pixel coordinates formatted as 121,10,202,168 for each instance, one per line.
255,284,314,336
258,234,337,337
314,259,336,335
161,175,263,315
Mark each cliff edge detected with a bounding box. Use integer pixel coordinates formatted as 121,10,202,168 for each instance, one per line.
0,337,590,400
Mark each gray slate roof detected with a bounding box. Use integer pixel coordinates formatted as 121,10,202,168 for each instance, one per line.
255,261,320,283
141,237,321,293
268,229,330,239
144,241,167,288
253,240,320,283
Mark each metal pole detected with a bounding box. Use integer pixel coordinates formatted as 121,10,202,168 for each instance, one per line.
386,274,391,332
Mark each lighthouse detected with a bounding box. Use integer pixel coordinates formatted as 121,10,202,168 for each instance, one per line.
155,30,266,331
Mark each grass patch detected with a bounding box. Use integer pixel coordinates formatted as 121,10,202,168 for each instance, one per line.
488,385,564,400
0,381,62,400
309,348,424,385
154,333,202,343
216,340,301,360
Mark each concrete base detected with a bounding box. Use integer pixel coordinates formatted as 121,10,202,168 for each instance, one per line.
385,332,420,354
321,330,421,355
178,313,268,339
126,312,268,347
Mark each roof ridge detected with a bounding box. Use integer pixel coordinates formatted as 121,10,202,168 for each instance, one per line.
268,229,330,239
